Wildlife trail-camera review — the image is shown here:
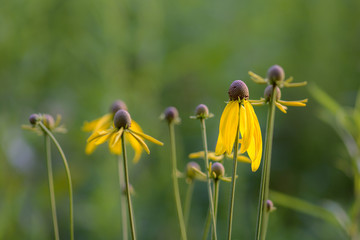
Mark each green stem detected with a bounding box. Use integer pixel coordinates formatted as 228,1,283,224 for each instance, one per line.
169,122,187,240
121,134,136,240
202,210,211,240
255,85,277,240
213,180,220,240
44,135,60,240
200,118,218,240
227,105,241,240
184,181,194,228
118,155,128,240
40,122,73,240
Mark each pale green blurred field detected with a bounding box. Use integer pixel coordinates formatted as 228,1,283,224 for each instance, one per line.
0,0,359,239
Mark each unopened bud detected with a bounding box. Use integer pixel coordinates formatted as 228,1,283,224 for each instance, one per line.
228,80,249,101
267,65,284,84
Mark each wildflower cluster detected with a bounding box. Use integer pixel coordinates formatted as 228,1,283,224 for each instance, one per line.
22,65,309,240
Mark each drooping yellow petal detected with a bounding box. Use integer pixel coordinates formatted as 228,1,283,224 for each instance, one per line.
85,141,97,155
82,114,112,132
94,130,114,145
215,101,239,155
87,129,113,143
109,132,122,155
278,99,307,107
111,128,124,147
126,130,143,163
240,102,254,154
129,128,164,146
127,131,150,154
246,102,262,172
275,102,288,113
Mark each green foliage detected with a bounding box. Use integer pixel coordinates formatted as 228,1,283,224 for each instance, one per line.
1,0,360,239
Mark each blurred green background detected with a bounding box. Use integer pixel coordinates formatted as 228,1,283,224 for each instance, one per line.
1,0,359,239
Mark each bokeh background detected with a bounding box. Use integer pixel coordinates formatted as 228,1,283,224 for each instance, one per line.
1,0,360,239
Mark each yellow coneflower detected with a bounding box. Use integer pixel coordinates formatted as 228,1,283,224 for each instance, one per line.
83,100,145,163
87,109,163,157
215,80,263,172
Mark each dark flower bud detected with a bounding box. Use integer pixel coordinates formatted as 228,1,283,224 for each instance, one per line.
267,65,285,84
186,161,201,180
228,80,249,101
42,114,55,129
195,104,209,118
29,114,39,125
114,110,131,129
264,85,281,102
164,106,179,123
211,162,225,180
110,100,128,114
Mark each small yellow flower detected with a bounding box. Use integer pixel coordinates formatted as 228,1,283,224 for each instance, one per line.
215,80,262,172
87,110,163,160
83,100,146,163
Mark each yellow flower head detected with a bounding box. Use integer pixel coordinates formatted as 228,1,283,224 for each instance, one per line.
83,100,147,162
87,109,163,162
215,80,262,172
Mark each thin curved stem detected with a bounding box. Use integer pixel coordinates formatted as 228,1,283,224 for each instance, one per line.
121,134,136,240
184,181,194,228
118,155,128,240
200,118,217,240
40,122,73,240
169,122,187,240
255,85,277,240
44,135,60,240
227,107,240,240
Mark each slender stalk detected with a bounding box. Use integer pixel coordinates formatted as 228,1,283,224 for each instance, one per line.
255,85,277,240
200,118,218,240
202,210,211,240
121,134,136,240
169,122,187,240
118,155,128,240
40,122,73,240
227,105,241,240
184,181,195,228
44,135,60,240
213,180,220,240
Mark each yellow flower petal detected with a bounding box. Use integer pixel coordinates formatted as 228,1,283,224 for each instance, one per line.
129,128,164,146
87,129,113,143
277,99,307,107
246,102,262,172
109,132,122,155
127,131,150,154
94,130,113,145
215,101,239,155
82,114,112,132
111,128,124,147
126,131,143,163
237,155,251,163
275,102,288,113
188,151,224,161
85,141,97,155
240,102,253,154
